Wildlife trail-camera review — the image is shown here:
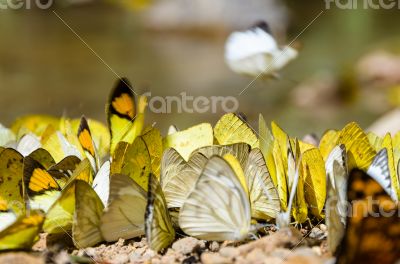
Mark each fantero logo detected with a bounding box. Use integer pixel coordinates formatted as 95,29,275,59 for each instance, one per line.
325,0,400,9
0,0,53,10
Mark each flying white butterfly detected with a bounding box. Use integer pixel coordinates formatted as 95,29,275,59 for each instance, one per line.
224,21,298,78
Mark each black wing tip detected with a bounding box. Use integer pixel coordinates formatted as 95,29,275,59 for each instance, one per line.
78,115,91,135
251,21,272,34
235,112,248,122
111,78,134,98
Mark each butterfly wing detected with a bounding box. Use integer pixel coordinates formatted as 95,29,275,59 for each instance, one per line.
161,148,207,209
92,161,111,207
192,143,250,169
0,149,25,214
72,180,104,248
107,78,146,154
367,148,392,194
145,174,175,252
244,148,280,220
336,169,400,264
214,113,258,149
0,210,44,250
77,116,100,172
163,123,213,161
100,174,147,242
179,156,251,241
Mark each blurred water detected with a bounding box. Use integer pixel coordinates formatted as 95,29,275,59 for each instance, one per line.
0,2,399,137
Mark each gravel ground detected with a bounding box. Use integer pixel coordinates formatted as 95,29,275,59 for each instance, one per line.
0,225,333,264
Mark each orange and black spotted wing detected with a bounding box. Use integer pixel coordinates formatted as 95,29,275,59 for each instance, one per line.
23,156,60,197
107,78,136,124
77,116,99,171
106,78,137,153
336,169,400,264
47,155,81,188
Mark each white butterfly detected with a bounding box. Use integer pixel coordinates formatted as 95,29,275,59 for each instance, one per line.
367,148,396,201
92,160,111,207
225,21,298,78
179,156,251,241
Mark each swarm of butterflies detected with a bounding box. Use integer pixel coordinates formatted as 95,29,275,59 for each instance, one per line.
0,78,399,263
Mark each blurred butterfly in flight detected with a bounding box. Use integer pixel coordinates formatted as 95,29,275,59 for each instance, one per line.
224,21,298,78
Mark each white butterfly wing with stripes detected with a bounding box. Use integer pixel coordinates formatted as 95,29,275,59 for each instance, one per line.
161,149,208,209
244,148,280,220
192,143,250,168
367,148,396,201
179,156,251,241
325,144,347,188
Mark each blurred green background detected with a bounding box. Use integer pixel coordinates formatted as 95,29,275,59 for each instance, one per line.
1,0,400,137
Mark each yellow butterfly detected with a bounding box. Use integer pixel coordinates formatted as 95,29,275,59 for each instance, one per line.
27,148,56,169
43,159,92,234
23,156,62,213
145,174,175,252
77,116,100,173
163,123,213,161
301,148,326,219
101,174,147,242
258,114,277,186
62,172,140,248
0,148,25,215
70,118,110,160
41,125,82,163
141,127,163,177
111,137,152,191
10,115,59,139
0,210,44,250
107,78,147,154
286,140,308,224
72,180,104,248
214,113,259,148
336,122,376,171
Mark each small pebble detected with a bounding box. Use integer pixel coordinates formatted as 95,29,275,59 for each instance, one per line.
310,227,326,240
209,241,220,252
319,224,327,232
172,237,202,255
